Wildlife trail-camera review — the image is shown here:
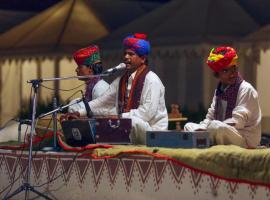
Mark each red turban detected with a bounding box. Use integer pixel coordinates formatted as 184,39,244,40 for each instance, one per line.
73,45,101,66
206,47,238,73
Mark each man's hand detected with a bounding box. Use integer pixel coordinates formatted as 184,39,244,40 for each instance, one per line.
60,112,80,122
95,115,119,119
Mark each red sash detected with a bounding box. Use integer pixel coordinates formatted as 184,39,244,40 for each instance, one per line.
118,65,149,114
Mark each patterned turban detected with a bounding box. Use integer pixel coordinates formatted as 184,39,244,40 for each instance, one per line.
123,33,150,56
73,45,101,66
206,47,238,73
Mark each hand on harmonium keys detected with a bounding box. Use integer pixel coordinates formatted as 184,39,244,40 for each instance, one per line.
60,112,80,122
95,115,120,119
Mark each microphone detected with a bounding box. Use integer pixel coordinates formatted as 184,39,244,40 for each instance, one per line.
81,91,93,118
104,63,126,74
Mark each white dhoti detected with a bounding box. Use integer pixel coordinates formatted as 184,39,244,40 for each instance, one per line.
184,120,247,148
129,116,152,145
0,122,30,143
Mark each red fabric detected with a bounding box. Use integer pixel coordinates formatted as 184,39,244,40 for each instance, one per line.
0,131,113,151
57,132,113,152
207,46,238,72
118,65,149,114
73,45,100,66
134,33,147,40
0,131,54,150
80,149,270,188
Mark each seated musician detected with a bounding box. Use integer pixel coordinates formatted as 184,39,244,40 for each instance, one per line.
68,33,168,144
63,45,109,120
184,46,261,148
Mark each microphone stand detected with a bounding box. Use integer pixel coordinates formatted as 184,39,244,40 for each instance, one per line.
4,80,52,200
38,98,83,119
52,97,57,150
37,98,86,151
4,73,110,200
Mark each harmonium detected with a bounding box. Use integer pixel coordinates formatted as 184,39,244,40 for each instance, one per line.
61,117,132,146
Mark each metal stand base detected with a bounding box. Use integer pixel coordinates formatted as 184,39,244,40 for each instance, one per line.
4,80,52,200
3,183,52,200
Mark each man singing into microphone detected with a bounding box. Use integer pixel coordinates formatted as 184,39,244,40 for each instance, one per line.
69,33,168,144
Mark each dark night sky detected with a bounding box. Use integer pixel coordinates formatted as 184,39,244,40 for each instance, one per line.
0,0,169,11
0,0,62,11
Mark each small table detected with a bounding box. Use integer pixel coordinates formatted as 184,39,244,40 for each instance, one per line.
168,117,188,130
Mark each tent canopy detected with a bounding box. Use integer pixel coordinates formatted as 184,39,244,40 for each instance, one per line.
0,0,163,56
100,0,259,48
242,24,270,43
0,0,109,55
0,9,36,34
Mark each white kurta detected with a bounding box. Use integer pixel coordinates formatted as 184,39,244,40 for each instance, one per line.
69,71,168,144
0,121,30,142
68,79,109,111
91,79,109,100
184,80,261,148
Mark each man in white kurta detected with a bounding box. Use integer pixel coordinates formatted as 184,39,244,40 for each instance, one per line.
90,79,109,100
69,33,168,144
184,47,261,148
68,45,109,109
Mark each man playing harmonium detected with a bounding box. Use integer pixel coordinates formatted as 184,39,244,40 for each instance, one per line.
184,46,261,148
68,33,168,144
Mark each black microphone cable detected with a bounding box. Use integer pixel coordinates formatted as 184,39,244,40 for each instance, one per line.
1,83,88,197
80,91,93,118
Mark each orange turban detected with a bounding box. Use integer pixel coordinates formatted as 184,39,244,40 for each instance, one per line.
206,47,238,73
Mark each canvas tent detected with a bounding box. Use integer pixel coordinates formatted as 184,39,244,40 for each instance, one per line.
0,0,110,125
0,9,36,34
0,0,263,126
0,0,164,126
236,25,270,133
99,0,259,111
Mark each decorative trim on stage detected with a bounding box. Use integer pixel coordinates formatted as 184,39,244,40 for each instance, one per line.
0,151,270,200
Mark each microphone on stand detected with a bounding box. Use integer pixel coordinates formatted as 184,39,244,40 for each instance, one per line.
103,63,126,74
81,91,93,118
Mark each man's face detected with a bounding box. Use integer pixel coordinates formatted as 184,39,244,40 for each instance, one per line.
217,65,238,85
75,65,93,81
123,49,145,72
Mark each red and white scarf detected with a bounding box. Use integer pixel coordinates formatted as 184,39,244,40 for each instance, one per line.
118,65,149,114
